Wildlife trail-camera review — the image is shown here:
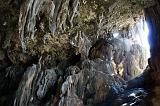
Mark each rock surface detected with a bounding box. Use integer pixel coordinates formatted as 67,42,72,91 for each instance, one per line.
0,0,157,106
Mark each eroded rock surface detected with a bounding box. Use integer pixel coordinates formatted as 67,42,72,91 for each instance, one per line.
0,0,156,106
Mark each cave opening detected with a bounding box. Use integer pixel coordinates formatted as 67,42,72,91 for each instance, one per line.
112,18,151,80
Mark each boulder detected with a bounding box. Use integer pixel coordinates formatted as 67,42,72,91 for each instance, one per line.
59,59,125,106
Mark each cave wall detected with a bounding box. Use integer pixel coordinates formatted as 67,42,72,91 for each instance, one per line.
145,0,160,105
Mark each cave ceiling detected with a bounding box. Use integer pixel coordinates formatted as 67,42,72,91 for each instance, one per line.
79,0,155,31
0,0,155,57
12,0,155,55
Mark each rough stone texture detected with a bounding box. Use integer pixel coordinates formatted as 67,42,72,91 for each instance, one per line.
110,37,147,80
59,59,125,106
16,0,155,56
145,0,160,105
0,0,158,106
14,63,60,106
88,38,113,61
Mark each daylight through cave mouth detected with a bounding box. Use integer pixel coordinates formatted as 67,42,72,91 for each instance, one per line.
112,17,150,80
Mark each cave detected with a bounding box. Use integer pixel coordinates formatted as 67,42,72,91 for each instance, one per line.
0,0,160,106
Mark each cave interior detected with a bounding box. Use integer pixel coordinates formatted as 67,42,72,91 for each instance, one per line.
0,0,160,106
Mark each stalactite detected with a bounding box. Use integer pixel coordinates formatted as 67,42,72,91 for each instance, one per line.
69,0,79,27
50,0,63,35
57,0,70,33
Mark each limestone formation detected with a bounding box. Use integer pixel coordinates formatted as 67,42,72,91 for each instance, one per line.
0,0,158,106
